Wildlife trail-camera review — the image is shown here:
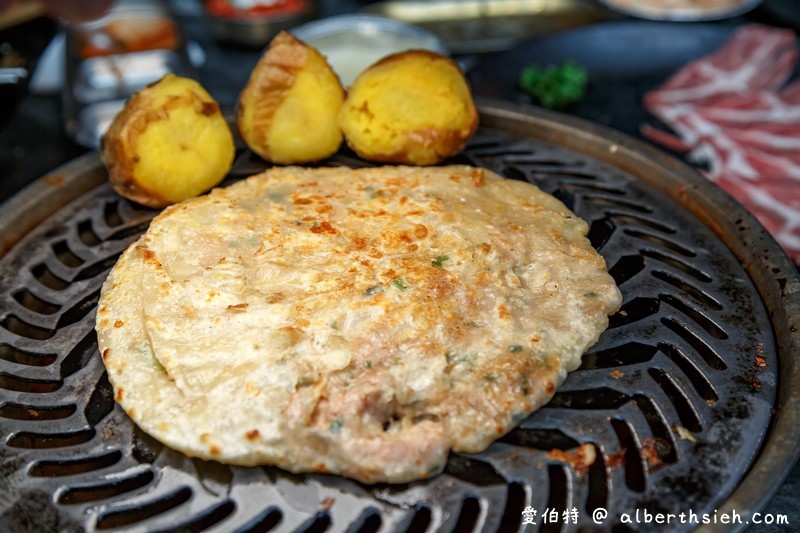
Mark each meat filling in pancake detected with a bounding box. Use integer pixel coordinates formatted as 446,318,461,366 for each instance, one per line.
96,165,621,483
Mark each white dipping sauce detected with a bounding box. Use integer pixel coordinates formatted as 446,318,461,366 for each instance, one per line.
312,34,436,87
291,15,448,87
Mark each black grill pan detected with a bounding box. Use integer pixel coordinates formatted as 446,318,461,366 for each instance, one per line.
0,101,798,532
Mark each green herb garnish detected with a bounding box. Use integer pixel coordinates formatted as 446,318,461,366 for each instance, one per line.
329,419,343,433
392,279,409,290
364,285,383,296
447,353,470,365
432,255,449,267
519,60,587,109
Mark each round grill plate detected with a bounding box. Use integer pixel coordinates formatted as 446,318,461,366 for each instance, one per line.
1,102,798,532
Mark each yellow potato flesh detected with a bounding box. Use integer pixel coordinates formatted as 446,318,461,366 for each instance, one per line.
134,104,234,203
265,50,344,162
340,53,477,165
102,74,235,208
236,32,345,165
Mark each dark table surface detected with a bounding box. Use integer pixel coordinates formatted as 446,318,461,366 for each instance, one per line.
0,0,798,530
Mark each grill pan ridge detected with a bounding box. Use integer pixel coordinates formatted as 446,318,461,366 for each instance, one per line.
0,103,797,532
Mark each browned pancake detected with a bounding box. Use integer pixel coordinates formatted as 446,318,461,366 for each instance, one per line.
96,165,621,483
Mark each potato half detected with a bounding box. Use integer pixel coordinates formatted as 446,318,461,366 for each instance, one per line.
237,31,346,164
339,50,478,166
101,74,235,208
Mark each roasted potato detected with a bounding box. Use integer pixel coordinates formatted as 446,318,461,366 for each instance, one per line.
338,50,478,166
237,31,345,164
101,74,235,208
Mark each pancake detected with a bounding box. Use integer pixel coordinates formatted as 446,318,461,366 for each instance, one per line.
96,165,621,483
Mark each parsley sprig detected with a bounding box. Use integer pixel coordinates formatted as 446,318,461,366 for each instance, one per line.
519,60,587,109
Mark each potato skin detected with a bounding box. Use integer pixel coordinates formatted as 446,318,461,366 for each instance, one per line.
237,31,345,164
339,50,479,166
101,74,235,208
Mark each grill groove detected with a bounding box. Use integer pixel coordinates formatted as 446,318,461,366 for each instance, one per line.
28,451,123,477
12,289,62,315
94,486,193,529
0,402,76,421
0,345,57,367
7,429,96,449
56,467,156,504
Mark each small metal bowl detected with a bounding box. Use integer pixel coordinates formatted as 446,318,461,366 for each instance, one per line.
202,0,317,48
290,14,449,87
598,0,763,21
